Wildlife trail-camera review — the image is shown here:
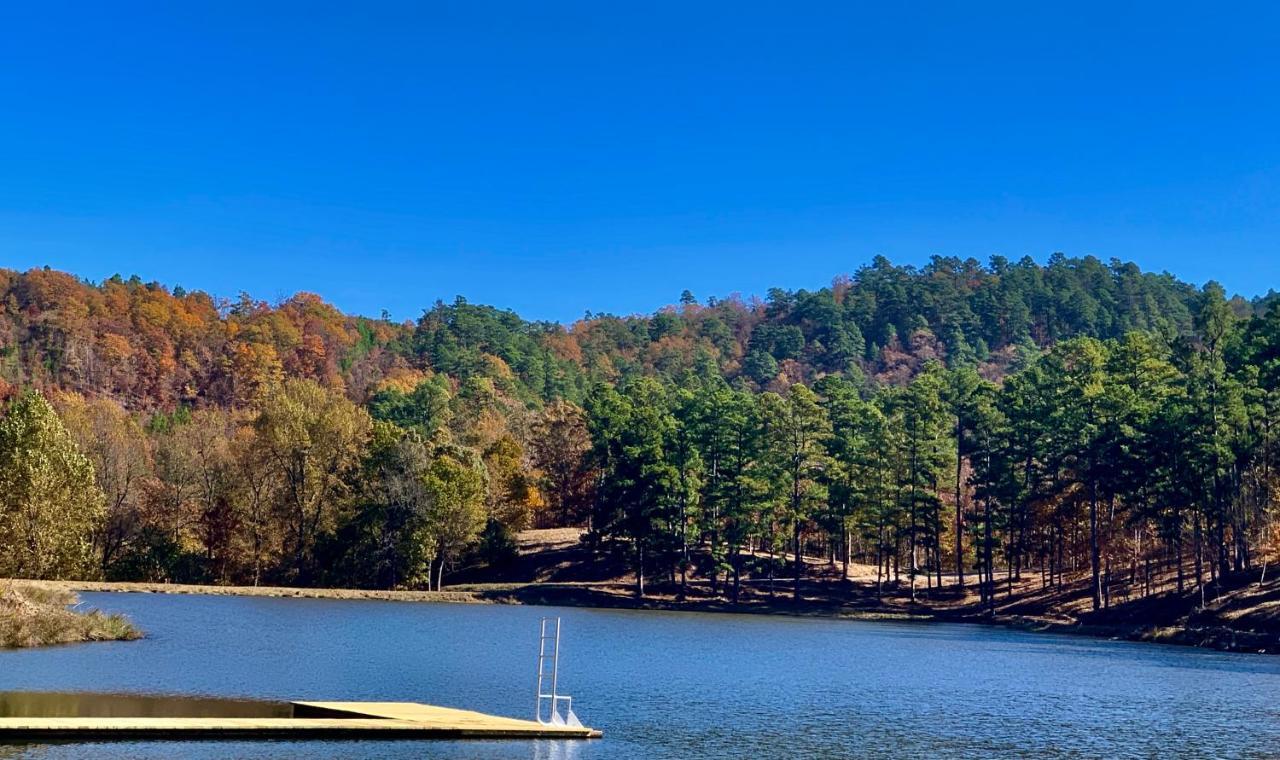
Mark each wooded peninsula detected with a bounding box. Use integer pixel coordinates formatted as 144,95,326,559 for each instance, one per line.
0,255,1277,650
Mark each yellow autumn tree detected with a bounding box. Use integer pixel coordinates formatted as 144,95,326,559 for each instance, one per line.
0,391,105,579
254,379,371,582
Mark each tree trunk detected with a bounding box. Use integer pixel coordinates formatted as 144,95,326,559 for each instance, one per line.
678,472,689,600
955,422,965,589
767,530,775,597
709,525,720,596
731,544,741,604
841,517,850,582
636,543,646,598
874,521,884,600
1089,480,1101,611
1175,502,1185,594
1194,512,1204,606
934,482,944,593
985,500,995,616
793,522,803,601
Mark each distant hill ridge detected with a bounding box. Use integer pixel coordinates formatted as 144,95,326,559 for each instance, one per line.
0,254,1266,409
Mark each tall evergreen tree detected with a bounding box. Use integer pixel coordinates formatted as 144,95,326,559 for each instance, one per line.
760,385,831,601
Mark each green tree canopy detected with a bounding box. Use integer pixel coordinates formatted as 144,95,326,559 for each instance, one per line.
0,390,105,579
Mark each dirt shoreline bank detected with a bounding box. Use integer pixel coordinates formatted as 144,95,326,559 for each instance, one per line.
14,578,1277,655
15,579,486,605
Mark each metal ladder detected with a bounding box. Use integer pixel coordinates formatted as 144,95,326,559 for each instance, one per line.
535,617,581,727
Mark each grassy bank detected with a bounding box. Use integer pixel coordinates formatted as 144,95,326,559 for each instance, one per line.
0,583,140,648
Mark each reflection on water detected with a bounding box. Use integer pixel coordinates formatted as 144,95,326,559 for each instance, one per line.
0,593,1276,758
0,691,291,719
531,739,583,760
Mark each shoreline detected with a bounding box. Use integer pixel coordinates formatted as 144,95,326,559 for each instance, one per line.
17,580,486,605
15,578,1277,656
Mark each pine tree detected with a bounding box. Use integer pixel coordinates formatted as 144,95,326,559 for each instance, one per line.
760,385,831,601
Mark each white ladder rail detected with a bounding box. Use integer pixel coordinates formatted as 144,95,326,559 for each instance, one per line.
534,616,580,726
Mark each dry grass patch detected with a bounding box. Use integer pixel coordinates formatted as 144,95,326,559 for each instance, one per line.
0,583,140,648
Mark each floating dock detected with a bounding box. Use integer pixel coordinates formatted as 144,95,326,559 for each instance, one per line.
0,701,602,741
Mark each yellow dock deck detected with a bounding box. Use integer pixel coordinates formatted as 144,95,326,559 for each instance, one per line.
0,701,602,741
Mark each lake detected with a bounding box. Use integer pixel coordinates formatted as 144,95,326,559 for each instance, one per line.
0,593,1276,758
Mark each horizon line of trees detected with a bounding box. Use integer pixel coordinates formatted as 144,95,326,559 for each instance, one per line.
5,254,1278,415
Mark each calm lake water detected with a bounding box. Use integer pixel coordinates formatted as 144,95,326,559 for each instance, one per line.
0,593,1276,759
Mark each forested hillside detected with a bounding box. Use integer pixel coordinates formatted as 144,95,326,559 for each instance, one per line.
0,254,1246,409
0,254,1276,611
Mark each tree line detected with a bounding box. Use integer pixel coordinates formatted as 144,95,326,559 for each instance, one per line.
0,261,1276,604
580,283,1280,608
0,375,566,589
4,255,1274,414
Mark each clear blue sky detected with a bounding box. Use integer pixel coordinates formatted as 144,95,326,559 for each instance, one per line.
1,2,1278,322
